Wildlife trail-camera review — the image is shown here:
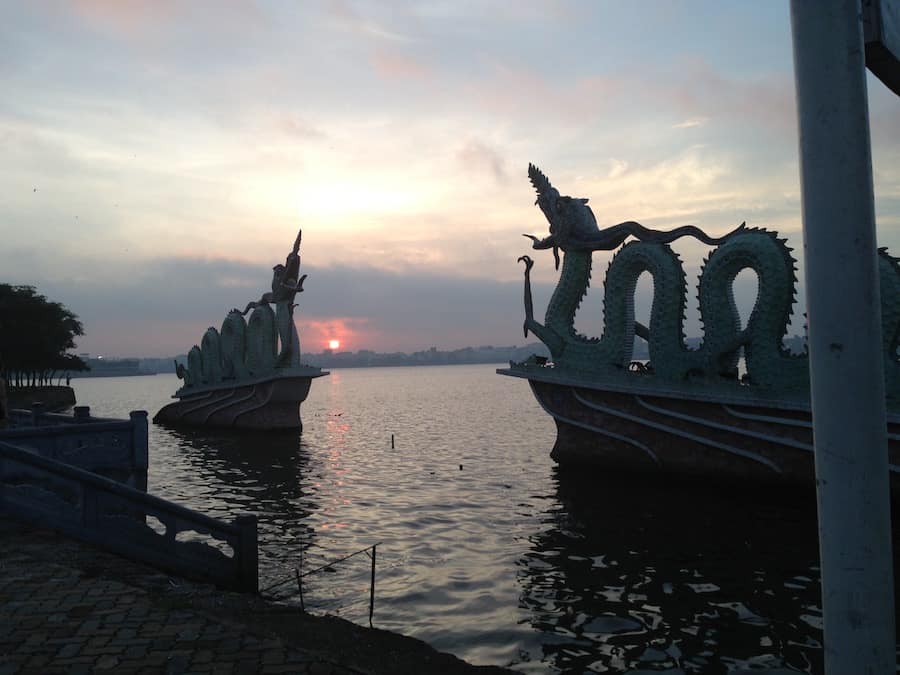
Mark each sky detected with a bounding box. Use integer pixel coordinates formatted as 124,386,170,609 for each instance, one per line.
2,1,899,358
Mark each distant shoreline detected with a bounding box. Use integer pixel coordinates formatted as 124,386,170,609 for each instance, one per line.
76,335,805,376
85,343,554,375
71,370,155,379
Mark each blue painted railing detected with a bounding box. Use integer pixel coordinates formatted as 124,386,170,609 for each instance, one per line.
0,440,258,592
2,406,148,491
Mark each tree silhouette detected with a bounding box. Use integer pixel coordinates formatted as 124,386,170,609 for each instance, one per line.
0,284,88,388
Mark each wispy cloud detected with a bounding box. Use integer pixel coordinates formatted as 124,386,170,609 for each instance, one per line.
327,0,414,43
371,47,431,80
66,0,265,41
68,0,183,35
673,117,710,129
275,114,328,140
659,59,796,135
456,139,509,184
607,159,629,179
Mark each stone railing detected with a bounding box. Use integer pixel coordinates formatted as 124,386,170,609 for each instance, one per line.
2,406,148,491
0,440,258,592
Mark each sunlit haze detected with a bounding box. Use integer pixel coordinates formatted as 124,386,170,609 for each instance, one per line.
3,2,899,357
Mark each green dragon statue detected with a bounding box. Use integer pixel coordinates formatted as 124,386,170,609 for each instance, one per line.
518,164,900,394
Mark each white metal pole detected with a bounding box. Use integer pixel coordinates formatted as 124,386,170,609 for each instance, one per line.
789,1,895,671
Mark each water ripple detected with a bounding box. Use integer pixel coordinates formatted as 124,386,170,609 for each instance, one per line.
71,366,842,672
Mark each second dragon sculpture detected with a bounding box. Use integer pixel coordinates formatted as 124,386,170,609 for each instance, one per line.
154,229,327,431
500,163,900,480
518,163,820,390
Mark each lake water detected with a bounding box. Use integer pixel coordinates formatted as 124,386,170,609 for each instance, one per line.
71,365,836,673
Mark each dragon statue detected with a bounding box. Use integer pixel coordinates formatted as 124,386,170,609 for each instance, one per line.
517,164,900,394
176,229,308,389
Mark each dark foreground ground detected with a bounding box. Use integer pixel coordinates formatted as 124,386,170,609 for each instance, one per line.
0,517,515,674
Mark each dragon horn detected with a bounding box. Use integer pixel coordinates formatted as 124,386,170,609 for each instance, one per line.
528,163,553,197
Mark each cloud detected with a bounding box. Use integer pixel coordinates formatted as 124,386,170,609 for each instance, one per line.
457,65,622,130
8,253,548,357
673,117,710,129
302,317,374,352
371,47,432,80
66,0,265,42
607,159,628,179
12,244,810,361
659,59,796,135
275,114,328,140
68,0,182,35
326,0,414,43
545,145,806,241
456,139,509,183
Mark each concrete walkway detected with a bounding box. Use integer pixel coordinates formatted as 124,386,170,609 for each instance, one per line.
0,518,512,675
0,524,356,674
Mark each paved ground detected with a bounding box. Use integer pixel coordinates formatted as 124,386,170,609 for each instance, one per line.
0,518,513,675
0,543,353,674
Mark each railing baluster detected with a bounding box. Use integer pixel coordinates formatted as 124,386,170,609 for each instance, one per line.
0,440,257,592
82,484,97,529
235,514,258,593
129,411,148,472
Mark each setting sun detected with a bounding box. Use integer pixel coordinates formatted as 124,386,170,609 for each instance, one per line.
328,339,340,350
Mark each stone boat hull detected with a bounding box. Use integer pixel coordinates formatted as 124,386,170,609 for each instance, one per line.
499,366,900,487
154,369,328,431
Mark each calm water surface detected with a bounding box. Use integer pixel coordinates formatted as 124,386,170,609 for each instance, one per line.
72,365,831,673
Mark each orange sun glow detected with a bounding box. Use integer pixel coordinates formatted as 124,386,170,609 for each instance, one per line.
328,339,340,350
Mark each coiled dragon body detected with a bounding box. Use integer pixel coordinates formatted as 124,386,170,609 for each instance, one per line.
519,164,900,392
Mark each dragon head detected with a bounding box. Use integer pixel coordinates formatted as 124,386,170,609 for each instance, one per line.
526,163,601,268
528,163,561,233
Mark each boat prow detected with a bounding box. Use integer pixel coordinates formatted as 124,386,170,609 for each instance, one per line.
154,367,328,431
154,228,329,432
499,363,900,486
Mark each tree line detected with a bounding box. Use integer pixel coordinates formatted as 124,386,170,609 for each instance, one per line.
0,284,88,388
